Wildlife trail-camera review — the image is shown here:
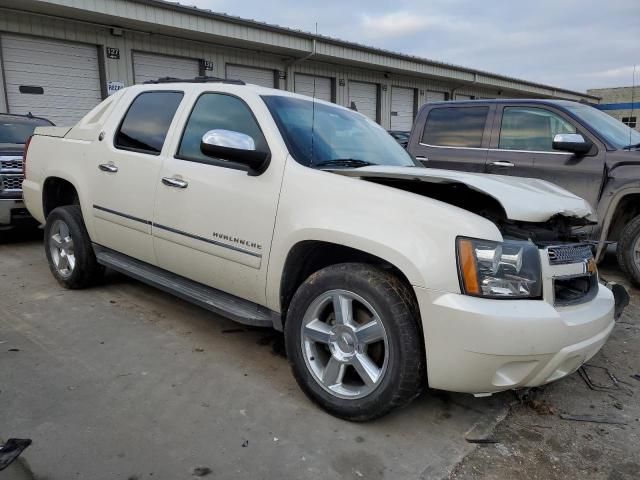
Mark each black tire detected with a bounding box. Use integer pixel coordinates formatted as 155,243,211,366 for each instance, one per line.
285,263,425,421
617,214,640,287
44,205,103,289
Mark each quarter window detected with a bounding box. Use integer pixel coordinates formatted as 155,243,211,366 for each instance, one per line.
422,107,488,148
177,93,268,164
499,107,576,152
115,91,183,155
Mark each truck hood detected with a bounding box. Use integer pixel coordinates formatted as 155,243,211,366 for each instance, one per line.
329,165,595,223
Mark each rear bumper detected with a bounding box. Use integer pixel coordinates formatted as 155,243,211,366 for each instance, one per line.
415,284,615,394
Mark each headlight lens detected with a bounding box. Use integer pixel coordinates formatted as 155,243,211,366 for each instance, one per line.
457,237,542,298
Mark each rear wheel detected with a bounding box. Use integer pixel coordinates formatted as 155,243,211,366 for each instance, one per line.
285,263,425,421
616,214,640,287
44,205,103,289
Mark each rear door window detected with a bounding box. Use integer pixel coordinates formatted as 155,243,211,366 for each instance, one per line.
499,107,576,152
422,106,488,148
115,91,183,155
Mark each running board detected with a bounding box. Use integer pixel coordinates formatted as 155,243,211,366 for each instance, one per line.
94,245,280,329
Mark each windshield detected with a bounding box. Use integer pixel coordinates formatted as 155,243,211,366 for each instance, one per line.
262,95,417,167
567,105,640,149
0,117,52,144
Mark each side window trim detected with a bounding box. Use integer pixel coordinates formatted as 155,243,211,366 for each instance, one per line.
419,105,490,149
173,91,270,171
113,90,184,156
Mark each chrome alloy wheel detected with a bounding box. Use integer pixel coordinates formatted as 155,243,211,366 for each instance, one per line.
301,289,389,399
49,219,76,278
633,235,640,271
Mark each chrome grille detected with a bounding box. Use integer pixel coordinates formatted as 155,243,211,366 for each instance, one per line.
0,158,23,171
1,174,24,191
547,244,593,265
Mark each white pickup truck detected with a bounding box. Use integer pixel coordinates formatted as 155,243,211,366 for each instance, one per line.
23,78,624,421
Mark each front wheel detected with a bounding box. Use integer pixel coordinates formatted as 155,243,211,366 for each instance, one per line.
285,263,425,421
616,214,640,287
44,205,103,289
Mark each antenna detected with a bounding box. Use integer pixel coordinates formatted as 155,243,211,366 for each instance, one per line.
631,64,637,147
310,21,318,167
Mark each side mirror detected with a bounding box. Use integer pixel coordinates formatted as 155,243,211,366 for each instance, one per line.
552,133,592,155
200,129,270,174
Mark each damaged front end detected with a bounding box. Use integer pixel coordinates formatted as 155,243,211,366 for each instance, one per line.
330,165,595,244
331,166,626,315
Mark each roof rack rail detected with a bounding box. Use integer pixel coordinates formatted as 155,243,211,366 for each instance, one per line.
143,76,246,85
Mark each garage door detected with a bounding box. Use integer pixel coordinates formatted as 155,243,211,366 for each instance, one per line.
226,65,275,88
294,74,332,102
390,87,415,131
133,52,200,84
455,94,474,100
349,81,378,122
425,91,447,103
1,34,102,125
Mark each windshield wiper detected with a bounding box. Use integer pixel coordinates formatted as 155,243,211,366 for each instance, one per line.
623,142,640,150
314,159,376,168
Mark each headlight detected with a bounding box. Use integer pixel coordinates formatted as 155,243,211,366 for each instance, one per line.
457,237,542,298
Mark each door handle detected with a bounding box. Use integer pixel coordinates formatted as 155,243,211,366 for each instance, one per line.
415,156,429,162
162,177,188,189
489,161,514,168
98,163,118,173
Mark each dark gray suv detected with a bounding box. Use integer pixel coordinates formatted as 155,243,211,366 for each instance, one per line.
407,99,640,285
1,113,54,230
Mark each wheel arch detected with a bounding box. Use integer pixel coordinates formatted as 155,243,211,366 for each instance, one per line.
606,193,640,242
595,186,640,261
42,176,80,219
277,240,421,331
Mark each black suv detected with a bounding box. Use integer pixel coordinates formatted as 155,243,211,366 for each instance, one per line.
407,99,640,285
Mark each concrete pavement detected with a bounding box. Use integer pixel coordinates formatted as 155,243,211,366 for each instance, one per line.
0,236,509,480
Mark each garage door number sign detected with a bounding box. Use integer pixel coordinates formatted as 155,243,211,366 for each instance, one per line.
107,81,125,96
106,47,120,59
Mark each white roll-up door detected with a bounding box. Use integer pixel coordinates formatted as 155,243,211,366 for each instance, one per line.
133,52,200,84
425,91,447,103
294,74,332,102
455,94,474,100
349,81,378,122
1,34,102,125
226,65,275,88
390,87,415,131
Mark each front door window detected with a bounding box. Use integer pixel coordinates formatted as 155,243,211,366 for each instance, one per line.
499,107,576,152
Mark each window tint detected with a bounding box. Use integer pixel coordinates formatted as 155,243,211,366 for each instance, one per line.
422,107,488,147
499,107,576,152
115,91,183,154
177,93,268,164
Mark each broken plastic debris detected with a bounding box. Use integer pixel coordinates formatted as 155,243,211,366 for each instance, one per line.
192,466,212,477
0,438,32,471
465,437,500,444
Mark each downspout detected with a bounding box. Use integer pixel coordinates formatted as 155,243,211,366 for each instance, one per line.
292,38,317,65
284,39,316,91
451,72,478,100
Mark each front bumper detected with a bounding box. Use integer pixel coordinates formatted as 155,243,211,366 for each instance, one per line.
415,283,615,394
0,198,34,227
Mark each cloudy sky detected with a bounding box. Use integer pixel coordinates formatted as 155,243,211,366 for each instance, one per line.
188,0,639,92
